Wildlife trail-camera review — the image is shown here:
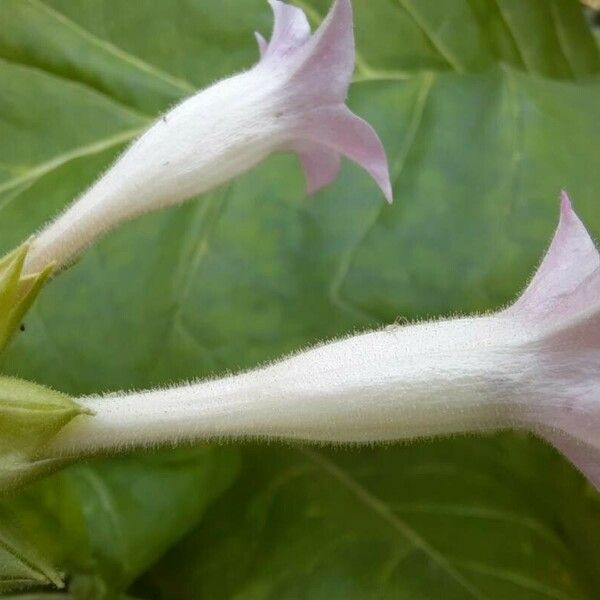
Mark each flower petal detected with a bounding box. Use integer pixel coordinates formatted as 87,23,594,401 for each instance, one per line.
290,0,354,104
532,307,600,485
268,1,391,201
291,141,341,195
255,31,268,57
263,0,311,59
509,195,600,490
298,106,393,202
505,191,600,328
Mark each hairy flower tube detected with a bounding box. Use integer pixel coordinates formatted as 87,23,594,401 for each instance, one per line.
23,0,391,276
37,193,599,491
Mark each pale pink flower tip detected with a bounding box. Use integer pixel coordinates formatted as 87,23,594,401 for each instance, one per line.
560,189,572,214
257,0,393,201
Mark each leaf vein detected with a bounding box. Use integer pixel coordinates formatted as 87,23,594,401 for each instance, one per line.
300,448,486,599
0,127,144,200
329,72,435,320
0,55,152,121
549,2,577,79
29,0,195,94
456,559,579,600
395,0,466,72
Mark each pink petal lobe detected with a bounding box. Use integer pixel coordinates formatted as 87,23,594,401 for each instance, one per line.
255,31,268,57
264,0,311,59
299,106,392,202
505,191,600,328
290,0,354,103
291,142,341,195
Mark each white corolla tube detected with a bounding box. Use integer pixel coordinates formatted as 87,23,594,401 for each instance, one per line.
23,0,391,276
46,193,600,491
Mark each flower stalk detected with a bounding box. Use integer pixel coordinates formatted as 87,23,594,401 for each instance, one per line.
41,194,600,491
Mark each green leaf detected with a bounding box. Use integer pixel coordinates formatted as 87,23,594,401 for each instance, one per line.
0,514,64,593
305,0,600,79
141,441,600,599
0,0,598,597
0,448,239,597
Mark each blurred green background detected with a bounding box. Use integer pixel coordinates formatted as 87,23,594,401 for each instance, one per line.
0,0,599,598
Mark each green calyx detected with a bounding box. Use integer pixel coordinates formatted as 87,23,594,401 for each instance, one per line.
0,243,53,355
0,377,91,493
